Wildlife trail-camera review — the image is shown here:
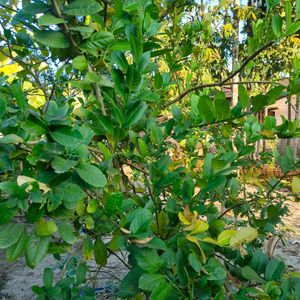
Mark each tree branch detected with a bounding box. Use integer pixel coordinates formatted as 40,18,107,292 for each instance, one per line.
88,65,107,115
217,169,291,219
51,0,79,53
162,41,275,109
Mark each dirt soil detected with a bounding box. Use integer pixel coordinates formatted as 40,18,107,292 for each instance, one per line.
0,200,299,300
274,200,300,271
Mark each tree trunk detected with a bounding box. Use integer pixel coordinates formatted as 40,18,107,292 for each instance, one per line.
231,0,240,107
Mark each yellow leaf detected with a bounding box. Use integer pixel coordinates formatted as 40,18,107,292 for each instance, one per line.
17,175,50,194
178,211,191,225
0,63,23,75
76,199,85,216
291,177,300,194
260,130,276,139
217,230,237,246
185,219,209,234
27,89,46,108
23,81,33,90
120,228,131,234
230,227,258,248
131,237,153,244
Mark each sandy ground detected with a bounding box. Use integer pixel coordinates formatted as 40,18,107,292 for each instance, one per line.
274,200,300,271
0,249,129,300
0,200,299,300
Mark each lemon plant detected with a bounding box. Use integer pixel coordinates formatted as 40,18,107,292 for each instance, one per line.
0,0,300,299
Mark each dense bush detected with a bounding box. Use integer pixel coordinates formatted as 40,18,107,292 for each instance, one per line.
0,0,300,299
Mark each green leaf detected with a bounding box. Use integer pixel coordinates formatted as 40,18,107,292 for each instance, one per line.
266,85,286,104
72,55,88,71
150,282,172,300
25,234,50,268
50,126,83,148
79,214,95,229
106,192,123,216
125,101,147,127
0,202,17,225
38,14,64,26
63,0,103,16
138,273,165,291
76,262,88,284
76,163,107,187
0,134,23,144
285,1,292,29
182,177,195,203
58,221,76,244
56,182,84,209
12,83,26,109
123,0,141,11
285,21,300,36
129,208,152,235
0,97,7,118
265,259,285,281
238,85,249,109
135,249,164,273
51,157,77,174
138,138,147,157
252,95,269,112
95,114,115,135
128,33,143,65
230,227,258,248
198,95,214,123
118,268,143,298
110,40,131,51
112,68,127,99
0,223,25,249
111,51,129,73
94,238,107,266
272,14,282,37
81,31,114,50
126,65,142,91
34,30,70,48
45,101,68,124
23,115,47,135
156,172,179,189
241,266,264,283
204,258,226,281
217,230,236,246
188,251,202,273
150,125,163,145
87,199,98,213
43,268,53,289
83,236,93,260
36,220,57,236
6,230,28,261
249,250,269,274
214,98,230,120
69,26,94,39
98,142,111,160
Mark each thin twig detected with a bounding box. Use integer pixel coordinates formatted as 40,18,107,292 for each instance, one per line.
107,249,131,269
217,169,291,219
121,160,149,175
88,64,107,115
162,41,275,109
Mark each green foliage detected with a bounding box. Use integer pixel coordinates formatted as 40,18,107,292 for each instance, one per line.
0,0,299,299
